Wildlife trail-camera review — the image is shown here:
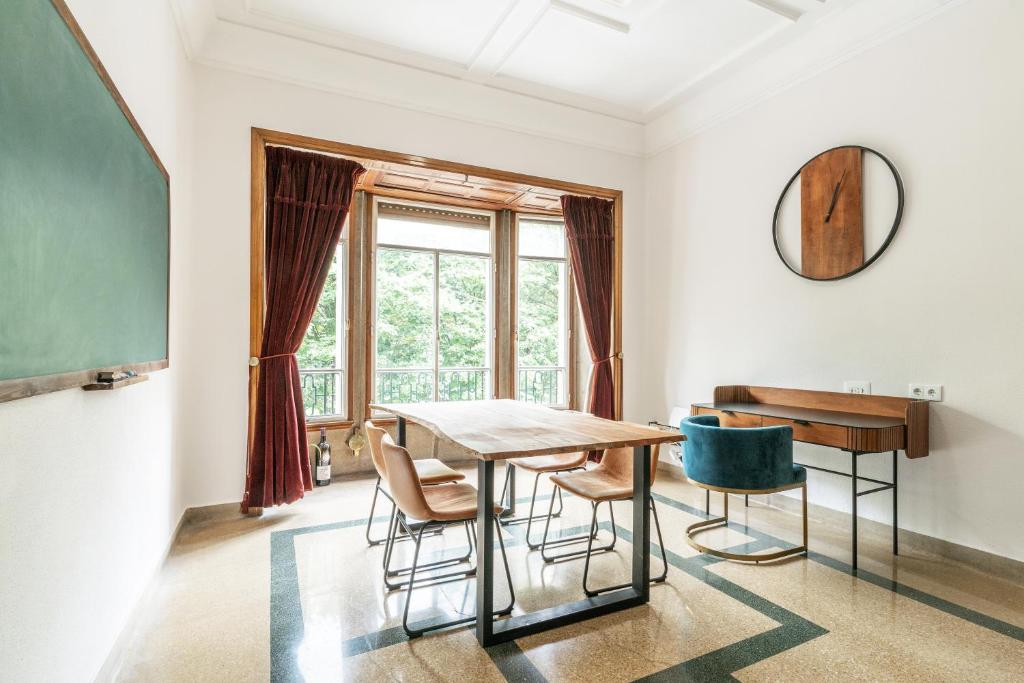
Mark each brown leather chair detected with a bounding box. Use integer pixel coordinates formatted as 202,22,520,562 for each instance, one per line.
364,419,465,546
541,445,668,596
498,451,588,548
380,439,515,637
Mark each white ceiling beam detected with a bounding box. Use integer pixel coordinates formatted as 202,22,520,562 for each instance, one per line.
549,0,631,34
466,0,549,76
744,0,807,22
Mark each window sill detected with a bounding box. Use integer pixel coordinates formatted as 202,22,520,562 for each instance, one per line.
305,418,354,432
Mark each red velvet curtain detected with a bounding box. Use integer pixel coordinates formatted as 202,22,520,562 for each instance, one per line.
561,195,615,451
243,147,365,509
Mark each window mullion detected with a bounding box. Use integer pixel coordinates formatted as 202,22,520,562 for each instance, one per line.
433,250,440,402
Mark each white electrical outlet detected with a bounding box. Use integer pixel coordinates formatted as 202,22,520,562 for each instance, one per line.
843,380,871,395
909,384,943,401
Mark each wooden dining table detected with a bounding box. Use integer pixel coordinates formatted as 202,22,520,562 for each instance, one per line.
369,399,685,647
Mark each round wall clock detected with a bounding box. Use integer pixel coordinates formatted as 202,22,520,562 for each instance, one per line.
772,145,904,281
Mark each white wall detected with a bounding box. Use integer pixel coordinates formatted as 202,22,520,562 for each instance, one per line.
644,0,1024,562
0,1,194,680
181,65,647,507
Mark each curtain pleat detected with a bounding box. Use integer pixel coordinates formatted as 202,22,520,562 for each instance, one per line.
243,147,365,509
561,194,616,461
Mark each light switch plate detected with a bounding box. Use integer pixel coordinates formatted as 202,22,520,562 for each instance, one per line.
843,380,871,395
909,383,943,401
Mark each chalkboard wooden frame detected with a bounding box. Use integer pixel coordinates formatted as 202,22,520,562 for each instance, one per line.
0,0,170,403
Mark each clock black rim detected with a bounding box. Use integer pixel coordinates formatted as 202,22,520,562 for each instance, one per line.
772,144,905,282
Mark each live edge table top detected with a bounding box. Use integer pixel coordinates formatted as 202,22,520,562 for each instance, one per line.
370,399,685,461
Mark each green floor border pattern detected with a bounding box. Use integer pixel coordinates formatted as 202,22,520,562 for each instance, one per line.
269,491,1024,682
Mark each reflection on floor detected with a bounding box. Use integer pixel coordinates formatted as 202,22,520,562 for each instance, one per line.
116,465,1024,682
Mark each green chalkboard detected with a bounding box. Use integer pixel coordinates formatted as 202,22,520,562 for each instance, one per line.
0,0,169,400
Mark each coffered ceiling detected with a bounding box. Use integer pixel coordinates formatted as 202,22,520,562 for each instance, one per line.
171,0,964,155
212,0,823,120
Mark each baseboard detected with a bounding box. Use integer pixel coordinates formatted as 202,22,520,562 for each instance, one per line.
92,508,188,683
656,461,1024,584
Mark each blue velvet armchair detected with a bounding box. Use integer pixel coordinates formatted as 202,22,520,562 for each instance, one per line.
679,414,808,562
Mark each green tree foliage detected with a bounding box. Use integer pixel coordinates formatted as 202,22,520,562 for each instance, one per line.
297,238,568,410
376,248,433,369
297,253,340,416
439,253,487,368
517,258,565,404
517,259,562,367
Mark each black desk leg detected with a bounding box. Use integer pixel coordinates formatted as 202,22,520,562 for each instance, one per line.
631,445,651,599
396,417,406,447
892,450,899,556
476,460,495,645
705,489,710,516
851,450,859,572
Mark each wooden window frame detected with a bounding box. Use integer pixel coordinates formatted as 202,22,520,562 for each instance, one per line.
511,213,578,410
249,128,624,444
369,196,498,407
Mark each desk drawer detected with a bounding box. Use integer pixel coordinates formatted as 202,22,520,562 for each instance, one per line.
762,416,848,448
695,407,763,428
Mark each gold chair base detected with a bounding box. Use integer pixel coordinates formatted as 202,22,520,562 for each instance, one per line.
685,482,808,564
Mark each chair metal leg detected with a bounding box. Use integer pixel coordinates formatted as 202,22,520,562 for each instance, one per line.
370,479,441,548
705,489,710,515
686,488,808,563
402,515,516,638
583,498,667,597
381,503,398,570
539,488,611,563
366,477,385,545
384,516,475,590
499,469,567,542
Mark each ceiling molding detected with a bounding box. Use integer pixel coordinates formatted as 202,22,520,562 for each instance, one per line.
168,0,971,159
644,0,970,156
192,19,645,156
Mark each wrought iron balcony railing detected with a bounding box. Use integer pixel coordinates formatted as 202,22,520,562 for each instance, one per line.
517,366,566,406
376,367,491,403
299,368,344,418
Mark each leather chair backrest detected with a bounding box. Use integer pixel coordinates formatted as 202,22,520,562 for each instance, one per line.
380,439,434,521
595,443,661,486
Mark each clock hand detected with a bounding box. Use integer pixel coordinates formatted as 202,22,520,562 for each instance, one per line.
823,168,848,223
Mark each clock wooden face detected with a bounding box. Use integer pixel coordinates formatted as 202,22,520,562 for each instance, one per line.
773,145,903,281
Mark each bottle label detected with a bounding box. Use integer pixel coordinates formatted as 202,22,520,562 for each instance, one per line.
316,465,331,482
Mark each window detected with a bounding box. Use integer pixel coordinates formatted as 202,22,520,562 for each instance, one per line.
373,201,494,404
516,218,570,407
297,242,347,419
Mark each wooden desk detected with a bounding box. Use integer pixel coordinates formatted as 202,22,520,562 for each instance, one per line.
371,399,684,646
692,386,929,570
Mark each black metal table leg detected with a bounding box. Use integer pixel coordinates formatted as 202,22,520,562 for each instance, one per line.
851,450,859,572
506,463,516,516
473,447,651,646
396,416,406,447
892,450,898,555
632,445,651,599
476,460,495,645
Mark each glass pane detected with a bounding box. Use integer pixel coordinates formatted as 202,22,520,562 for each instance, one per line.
518,220,565,259
439,253,490,400
375,249,435,403
298,246,345,417
517,258,568,406
377,216,490,254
